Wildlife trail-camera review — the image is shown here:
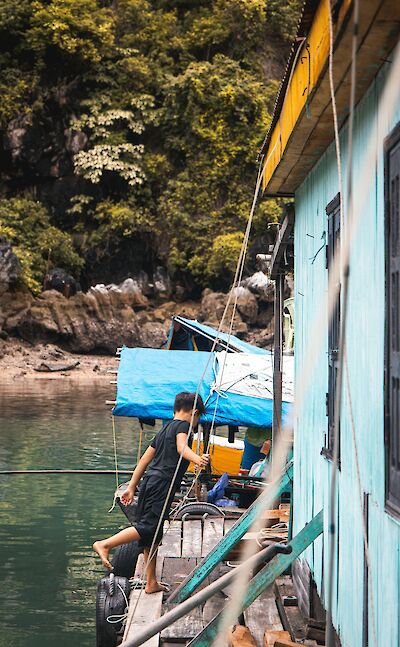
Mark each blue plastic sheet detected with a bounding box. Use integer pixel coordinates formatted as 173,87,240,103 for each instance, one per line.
113,346,291,428
114,347,213,420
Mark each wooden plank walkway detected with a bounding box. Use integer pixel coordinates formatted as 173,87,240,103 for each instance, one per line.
201,518,224,557
244,588,283,646
159,520,182,558
123,512,289,646
161,558,204,641
182,519,202,557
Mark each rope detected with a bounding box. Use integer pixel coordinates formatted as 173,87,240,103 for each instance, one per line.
326,1,354,643
137,423,144,463
106,582,130,625
108,415,120,513
119,33,400,635
123,152,265,635
170,157,266,517
215,12,400,647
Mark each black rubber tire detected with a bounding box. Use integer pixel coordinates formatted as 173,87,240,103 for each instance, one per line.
96,574,131,647
174,502,225,519
111,541,141,578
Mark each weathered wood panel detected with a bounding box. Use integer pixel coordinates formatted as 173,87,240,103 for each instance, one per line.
223,518,236,534
201,518,224,557
159,521,182,558
244,588,283,647
161,558,204,640
123,589,163,645
182,520,202,558
292,558,311,619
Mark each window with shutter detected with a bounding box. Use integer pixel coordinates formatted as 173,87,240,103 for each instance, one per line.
322,193,341,459
385,123,400,517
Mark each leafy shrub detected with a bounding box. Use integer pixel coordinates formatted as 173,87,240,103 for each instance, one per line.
0,198,83,293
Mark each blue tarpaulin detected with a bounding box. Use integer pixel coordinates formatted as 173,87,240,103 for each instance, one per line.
113,346,292,427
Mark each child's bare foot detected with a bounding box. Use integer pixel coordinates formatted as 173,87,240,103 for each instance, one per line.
145,581,169,594
93,541,112,570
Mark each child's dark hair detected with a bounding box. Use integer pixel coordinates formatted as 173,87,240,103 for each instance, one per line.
174,392,205,415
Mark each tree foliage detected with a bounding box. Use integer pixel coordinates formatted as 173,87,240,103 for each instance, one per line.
0,0,301,292
0,198,83,293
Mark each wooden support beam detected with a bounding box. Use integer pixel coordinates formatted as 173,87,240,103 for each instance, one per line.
269,207,294,280
187,510,323,647
168,462,293,604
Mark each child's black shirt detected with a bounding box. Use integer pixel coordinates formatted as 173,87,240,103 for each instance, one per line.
146,419,193,486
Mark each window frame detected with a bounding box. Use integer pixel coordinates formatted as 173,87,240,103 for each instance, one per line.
322,192,341,463
384,121,400,519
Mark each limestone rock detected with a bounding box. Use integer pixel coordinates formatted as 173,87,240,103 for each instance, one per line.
138,321,168,348
200,289,248,336
1,288,141,353
0,238,21,295
89,278,148,310
241,271,274,302
43,267,80,297
232,286,258,324
153,266,172,299
64,128,88,154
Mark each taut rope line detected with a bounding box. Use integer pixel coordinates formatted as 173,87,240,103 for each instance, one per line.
121,155,265,634
108,414,120,513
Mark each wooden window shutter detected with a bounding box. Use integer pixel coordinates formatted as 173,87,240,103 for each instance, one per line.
386,125,400,515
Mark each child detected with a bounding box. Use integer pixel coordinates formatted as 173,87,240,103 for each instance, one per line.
93,391,209,593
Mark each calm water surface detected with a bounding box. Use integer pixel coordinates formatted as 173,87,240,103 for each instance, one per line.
0,380,154,647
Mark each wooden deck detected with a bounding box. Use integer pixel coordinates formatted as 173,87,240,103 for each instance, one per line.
123,516,286,646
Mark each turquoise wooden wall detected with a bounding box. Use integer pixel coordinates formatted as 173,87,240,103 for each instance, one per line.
293,62,400,647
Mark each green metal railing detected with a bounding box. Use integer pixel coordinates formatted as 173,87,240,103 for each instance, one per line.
168,461,293,604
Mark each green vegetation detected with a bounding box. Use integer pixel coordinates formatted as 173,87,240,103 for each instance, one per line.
0,0,301,292
0,197,83,293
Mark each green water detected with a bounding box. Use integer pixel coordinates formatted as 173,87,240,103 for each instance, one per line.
0,380,154,647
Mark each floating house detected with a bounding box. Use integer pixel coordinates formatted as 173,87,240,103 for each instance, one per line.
263,1,400,645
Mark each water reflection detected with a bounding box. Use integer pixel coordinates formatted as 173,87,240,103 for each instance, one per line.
0,380,153,647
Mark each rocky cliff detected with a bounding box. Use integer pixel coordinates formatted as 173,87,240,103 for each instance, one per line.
0,270,292,354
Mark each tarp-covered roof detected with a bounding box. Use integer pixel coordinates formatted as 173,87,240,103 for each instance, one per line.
171,316,268,355
113,347,292,428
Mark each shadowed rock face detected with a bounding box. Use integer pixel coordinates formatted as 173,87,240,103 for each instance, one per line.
44,267,80,298
0,270,290,354
0,290,145,353
0,238,21,296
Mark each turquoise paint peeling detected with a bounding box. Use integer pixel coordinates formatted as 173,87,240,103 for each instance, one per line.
294,62,400,647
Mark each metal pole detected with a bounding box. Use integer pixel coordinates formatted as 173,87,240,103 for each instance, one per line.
120,543,291,647
272,272,284,466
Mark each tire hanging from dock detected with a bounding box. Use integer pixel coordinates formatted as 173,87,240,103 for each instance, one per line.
96,573,131,647
111,541,140,578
